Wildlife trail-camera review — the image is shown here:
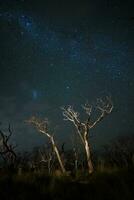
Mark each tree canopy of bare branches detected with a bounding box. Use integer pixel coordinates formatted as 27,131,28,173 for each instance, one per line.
61,96,113,174
0,124,17,165
26,116,66,173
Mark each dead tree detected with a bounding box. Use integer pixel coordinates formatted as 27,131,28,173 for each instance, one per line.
70,134,80,173
0,124,17,166
61,96,113,174
26,117,66,173
38,144,55,174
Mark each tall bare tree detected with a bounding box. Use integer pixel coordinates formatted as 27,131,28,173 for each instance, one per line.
26,117,66,173
61,96,113,174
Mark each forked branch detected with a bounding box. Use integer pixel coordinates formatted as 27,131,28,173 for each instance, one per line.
61,96,113,174
0,124,17,163
89,96,113,129
26,116,66,173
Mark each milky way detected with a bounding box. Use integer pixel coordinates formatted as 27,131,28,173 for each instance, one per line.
0,10,130,81
0,0,133,151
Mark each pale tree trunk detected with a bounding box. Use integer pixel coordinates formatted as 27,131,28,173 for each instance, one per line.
27,117,66,174
51,136,66,173
61,97,113,174
83,128,93,174
48,159,51,174
75,160,78,172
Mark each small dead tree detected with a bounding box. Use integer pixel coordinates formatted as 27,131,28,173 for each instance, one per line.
61,96,113,174
38,145,55,174
71,134,80,173
26,117,66,173
0,124,17,166
73,147,79,172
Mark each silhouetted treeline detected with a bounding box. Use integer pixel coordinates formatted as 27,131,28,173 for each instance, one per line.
1,134,134,176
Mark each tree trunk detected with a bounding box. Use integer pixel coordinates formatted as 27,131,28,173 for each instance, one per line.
83,129,93,174
51,136,66,173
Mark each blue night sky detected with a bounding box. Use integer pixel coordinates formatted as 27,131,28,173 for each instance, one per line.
0,0,134,151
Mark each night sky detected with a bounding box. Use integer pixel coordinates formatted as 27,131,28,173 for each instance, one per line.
0,0,134,151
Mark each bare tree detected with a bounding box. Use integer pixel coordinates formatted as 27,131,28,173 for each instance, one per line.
38,144,56,174
70,134,81,173
61,96,113,174
26,116,66,173
103,134,134,168
0,124,17,166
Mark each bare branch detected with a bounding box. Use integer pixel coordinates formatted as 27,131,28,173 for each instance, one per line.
89,112,105,129
96,96,113,114
39,149,52,163
61,106,85,144
27,116,66,173
26,116,51,138
0,126,17,162
61,106,80,124
61,96,113,174
89,96,113,129
82,102,92,116
6,124,12,143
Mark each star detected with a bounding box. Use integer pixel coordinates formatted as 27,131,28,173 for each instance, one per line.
66,86,70,90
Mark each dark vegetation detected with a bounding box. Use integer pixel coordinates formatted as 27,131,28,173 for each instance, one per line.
0,167,134,200
0,98,134,199
0,131,134,200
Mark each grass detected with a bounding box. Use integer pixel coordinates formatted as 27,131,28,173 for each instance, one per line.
0,167,133,200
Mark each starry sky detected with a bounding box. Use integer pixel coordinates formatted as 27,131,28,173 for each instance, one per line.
0,0,134,151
